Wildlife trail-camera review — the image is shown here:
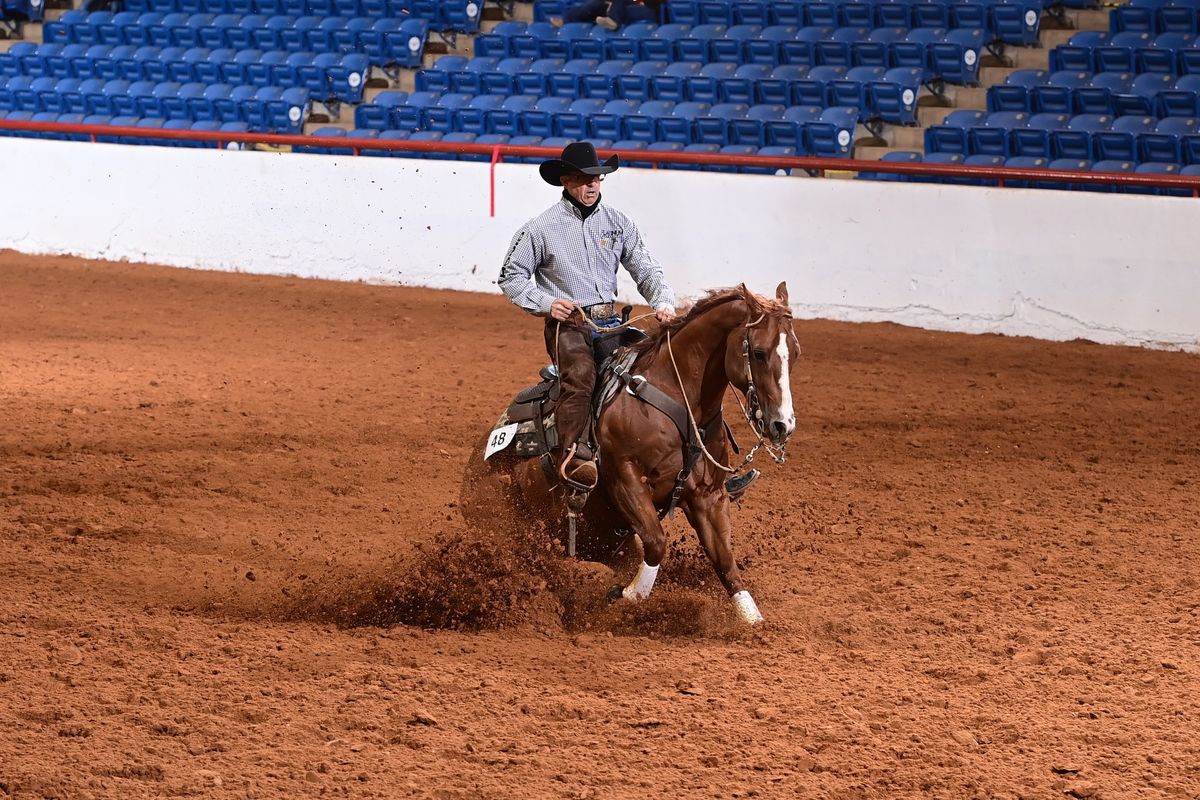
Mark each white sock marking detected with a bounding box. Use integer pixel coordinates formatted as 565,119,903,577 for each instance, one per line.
731,590,764,625
622,562,659,601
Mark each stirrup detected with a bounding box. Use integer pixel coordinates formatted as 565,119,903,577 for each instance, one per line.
725,469,759,502
558,445,598,492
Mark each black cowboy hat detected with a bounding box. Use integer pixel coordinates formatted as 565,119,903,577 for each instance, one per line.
539,141,620,186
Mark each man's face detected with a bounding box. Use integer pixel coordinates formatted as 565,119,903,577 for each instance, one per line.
561,172,603,206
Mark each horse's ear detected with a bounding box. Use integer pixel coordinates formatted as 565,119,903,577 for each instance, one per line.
776,281,789,306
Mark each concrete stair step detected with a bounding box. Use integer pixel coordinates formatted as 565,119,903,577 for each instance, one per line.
980,66,1017,88
1008,45,1051,69
1069,9,1114,30
918,105,956,126
954,86,987,108
1040,29,1076,49
888,126,925,148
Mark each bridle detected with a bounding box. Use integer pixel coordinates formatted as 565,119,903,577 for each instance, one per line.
665,309,791,477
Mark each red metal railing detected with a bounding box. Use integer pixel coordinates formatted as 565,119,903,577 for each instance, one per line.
4,117,1200,215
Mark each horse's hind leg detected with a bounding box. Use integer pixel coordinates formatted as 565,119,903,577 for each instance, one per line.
606,462,669,602
682,490,764,625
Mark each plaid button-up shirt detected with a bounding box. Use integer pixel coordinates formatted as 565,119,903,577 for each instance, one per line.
498,195,676,316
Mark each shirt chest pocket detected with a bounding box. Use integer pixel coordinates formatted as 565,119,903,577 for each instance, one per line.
599,237,624,262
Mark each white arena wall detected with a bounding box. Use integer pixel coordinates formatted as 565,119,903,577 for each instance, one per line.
1,137,1197,351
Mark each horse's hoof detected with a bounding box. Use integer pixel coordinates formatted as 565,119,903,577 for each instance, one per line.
605,585,625,604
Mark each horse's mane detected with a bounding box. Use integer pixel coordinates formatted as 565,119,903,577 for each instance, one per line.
629,286,791,364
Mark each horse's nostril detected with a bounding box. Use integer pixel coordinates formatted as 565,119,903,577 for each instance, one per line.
771,420,787,438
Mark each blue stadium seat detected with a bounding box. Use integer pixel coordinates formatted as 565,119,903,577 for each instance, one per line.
1095,31,1153,73
747,24,797,66
624,98,676,140
449,56,499,95
683,61,734,102
1095,113,1156,160
550,58,600,97
1139,115,1198,161
792,64,845,105
453,93,504,134
1117,72,1175,116
1139,31,1190,73
417,55,467,93
869,66,922,124
1010,111,1068,157
853,26,905,68
391,89,439,131
483,57,531,95
1051,31,1109,72
615,60,668,102
571,27,611,61
767,1,803,26
422,91,472,132
475,20,526,58
674,23,726,63
988,69,1049,112
659,99,710,142
604,21,657,60
1129,161,1186,195
515,58,565,96
555,97,603,137
640,23,689,62
1052,113,1112,159
729,102,783,144
589,97,639,139
829,65,883,114
1110,1,1162,34
839,0,875,27
694,101,747,143
991,0,1041,46
652,61,702,101
930,28,984,85
917,150,966,184
764,103,821,147
757,64,808,104
924,108,986,153
910,0,951,28
969,110,1028,156
859,149,921,181
891,27,943,79
354,89,407,129
799,105,851,156
518,95,571,137
487,94,537,135
504,134,543,163
1158,3,1200,36
1031,70,1091,115
817,26,871,67
874,0,915,28
1075,71,1132,115
581,59,633,100
782,25,831,65
723,63,772,104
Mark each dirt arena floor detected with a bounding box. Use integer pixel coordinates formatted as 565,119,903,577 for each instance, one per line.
2,250,1199,800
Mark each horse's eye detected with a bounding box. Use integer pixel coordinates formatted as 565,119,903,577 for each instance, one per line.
753,350,768,363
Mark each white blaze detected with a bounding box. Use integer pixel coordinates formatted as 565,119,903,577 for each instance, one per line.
775,333,796,434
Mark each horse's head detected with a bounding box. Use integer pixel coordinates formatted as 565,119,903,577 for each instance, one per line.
727,282,799,446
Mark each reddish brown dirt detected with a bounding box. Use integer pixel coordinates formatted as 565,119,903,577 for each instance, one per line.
2,250,1199,800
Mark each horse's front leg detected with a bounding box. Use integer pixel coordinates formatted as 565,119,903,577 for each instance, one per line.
606,461,669,602
682,488,764,625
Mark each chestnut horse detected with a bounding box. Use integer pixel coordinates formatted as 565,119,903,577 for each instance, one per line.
460,283,798,625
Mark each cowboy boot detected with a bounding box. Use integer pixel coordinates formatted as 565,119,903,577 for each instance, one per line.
558,443,598,491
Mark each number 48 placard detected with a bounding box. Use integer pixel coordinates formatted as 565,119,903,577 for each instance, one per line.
484,423,519,460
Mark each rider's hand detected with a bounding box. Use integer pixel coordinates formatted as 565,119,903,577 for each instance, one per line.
549,298,576,322
654,304,676,323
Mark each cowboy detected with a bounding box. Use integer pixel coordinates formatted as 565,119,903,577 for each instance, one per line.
498,141,677,491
